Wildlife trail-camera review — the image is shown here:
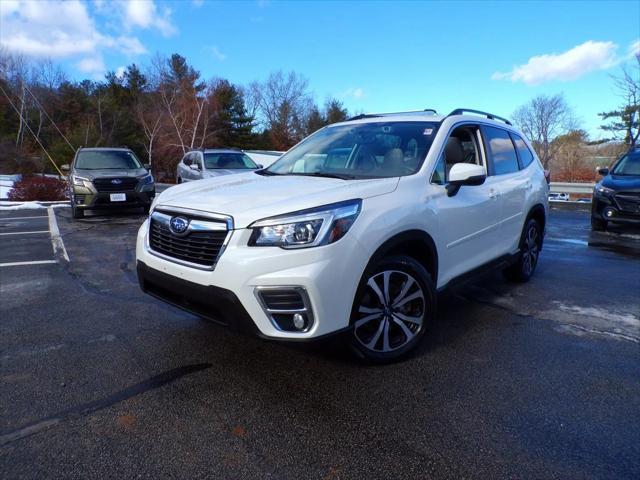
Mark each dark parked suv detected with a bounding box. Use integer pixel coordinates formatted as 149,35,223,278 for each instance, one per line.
62,147,155,219
591,148,640,230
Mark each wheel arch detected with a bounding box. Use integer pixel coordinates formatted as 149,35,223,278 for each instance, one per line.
365,230,439,284
526,203,547,248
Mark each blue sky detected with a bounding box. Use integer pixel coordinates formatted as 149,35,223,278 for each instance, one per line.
1,0,639,138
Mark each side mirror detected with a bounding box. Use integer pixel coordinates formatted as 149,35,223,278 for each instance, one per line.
61,164,70,172
597,167,609,176
446,163,486,197
144,163,151,170
189,163,200,171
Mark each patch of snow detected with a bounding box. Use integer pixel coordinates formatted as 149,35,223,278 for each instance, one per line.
0,201,68,210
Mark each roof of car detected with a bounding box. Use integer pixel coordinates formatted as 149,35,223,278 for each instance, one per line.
331,108,515,129
79,147,132,152
188,149,246,154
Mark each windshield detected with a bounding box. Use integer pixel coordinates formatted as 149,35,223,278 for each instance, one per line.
75,150,142,170
204,152,258,169
612,151,640,176
265,121,439,179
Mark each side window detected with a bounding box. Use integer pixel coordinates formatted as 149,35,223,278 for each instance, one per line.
510,133,534,168
483,126,519,175
431,155,445,184
183,153,192,166
431,125,483,185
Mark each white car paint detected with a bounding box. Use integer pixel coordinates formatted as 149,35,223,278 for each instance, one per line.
138,112,548,342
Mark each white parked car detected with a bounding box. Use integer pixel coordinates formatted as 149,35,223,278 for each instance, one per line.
176,149,262,183
548,192,569,202
137,108,549,362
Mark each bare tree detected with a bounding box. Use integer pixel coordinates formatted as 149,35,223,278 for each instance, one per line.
253,71,313,149
512,93,576,169
599,55,640,148
551,130,589,182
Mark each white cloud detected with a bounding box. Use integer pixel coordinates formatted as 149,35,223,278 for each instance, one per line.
341,87,365,100
0,0,151,78
192,0,204,7
628,39,640,59
121,0,177,37
209,46,226,61
492,40,620,85
115,65,126,79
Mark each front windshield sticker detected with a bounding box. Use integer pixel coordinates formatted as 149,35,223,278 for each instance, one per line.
423,128,433,136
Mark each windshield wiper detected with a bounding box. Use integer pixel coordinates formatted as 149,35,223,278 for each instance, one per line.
255,169,280,176
288,172,356,180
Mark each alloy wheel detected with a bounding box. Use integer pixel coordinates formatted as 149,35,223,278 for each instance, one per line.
522,224,540,276
354,270,425,353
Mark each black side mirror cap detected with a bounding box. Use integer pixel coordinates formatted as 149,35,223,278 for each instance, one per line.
597,167,609,176
144,164,151,170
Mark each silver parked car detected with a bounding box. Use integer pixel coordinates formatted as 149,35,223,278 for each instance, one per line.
176,149,262,183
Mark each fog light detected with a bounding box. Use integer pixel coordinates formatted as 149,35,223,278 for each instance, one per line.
604,207,616,218
293,313,306,330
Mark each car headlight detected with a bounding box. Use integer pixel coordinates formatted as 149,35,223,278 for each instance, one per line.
139,173,154,185
71,175,92,188
595,185,614,196
248,199,362,249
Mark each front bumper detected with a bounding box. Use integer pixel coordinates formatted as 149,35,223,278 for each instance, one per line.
135,218,369,340
592,194,640,224
71,184,155,209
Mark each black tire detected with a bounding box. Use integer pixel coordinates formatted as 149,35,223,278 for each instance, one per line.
142,204,151,214
350,255,436,364
503,218,542,283
71,202,84,219
591,217,607,231
177,177,182,184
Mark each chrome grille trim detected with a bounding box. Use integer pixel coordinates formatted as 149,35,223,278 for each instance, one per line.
146,207,234,271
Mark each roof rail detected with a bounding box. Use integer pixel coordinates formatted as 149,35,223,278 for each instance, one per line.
447,108,512,126
348,109,438,121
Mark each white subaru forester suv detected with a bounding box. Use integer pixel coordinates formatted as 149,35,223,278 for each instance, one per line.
136,109,548,362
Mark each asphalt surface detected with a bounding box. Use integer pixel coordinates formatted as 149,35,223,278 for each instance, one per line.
1,205,639,479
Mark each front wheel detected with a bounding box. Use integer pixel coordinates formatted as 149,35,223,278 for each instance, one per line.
503,218,542,283
350,255,435,363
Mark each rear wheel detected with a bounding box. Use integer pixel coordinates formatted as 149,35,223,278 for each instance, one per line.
503,218,542,283
591,217,607,231
350,255,435,363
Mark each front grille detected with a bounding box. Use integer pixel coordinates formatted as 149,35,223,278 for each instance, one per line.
148,212,228,268
614,192,640,213
93,177,138,192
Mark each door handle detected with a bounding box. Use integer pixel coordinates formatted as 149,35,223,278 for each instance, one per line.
489,188,499,199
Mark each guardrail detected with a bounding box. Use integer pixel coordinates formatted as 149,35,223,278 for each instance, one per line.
549,182,595,194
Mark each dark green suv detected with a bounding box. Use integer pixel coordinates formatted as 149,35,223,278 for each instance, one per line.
62,147,155,219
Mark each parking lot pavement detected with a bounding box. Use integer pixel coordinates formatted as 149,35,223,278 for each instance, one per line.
1,207,639,479
0,208,68,267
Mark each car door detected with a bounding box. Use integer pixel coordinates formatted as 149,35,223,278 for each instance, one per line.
481,126,529,254
178,153,191,182
432,125,504,284
192,152,204,180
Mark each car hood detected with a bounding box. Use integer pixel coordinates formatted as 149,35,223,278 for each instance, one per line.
602,174,640,192
155,171,400,228
73,168,148,180
203,169,256,178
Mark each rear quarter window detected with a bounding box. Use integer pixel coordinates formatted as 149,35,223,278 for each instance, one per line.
510,133,534,168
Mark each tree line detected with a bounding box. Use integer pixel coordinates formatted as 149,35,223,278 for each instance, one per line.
0,52,349,180
1,50,637,183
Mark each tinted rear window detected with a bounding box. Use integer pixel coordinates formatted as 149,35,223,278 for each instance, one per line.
204,153,257,169
483,127,519,175
510,133,534,168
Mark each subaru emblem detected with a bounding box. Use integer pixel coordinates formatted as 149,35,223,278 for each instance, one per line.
169,216,189,235
111,179,122,185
